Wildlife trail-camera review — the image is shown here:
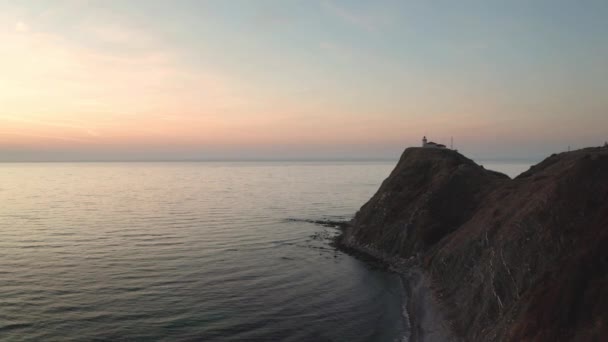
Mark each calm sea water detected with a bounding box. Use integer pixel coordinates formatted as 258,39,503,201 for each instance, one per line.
476,160,534,178
0,160,531,341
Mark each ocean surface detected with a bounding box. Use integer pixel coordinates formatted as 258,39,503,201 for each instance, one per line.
0,160,531,341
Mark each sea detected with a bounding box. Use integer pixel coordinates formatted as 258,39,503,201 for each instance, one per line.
0,160,531,341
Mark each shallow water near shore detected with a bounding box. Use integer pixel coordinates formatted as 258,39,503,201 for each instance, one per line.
0,160,531,341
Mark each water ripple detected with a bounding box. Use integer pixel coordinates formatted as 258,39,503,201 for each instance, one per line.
0,161,405,341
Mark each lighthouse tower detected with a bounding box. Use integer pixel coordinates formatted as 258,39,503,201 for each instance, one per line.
422,136,428,147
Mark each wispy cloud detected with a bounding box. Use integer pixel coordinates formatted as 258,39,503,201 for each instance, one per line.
14,21,28,32
87,23,156,47
0,115,101,139
0,115,93,131
0,130,91,143
321,1,379,32
0,14,257,146
319,41,355,61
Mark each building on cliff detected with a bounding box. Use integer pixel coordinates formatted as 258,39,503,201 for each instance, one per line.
422,136,447,149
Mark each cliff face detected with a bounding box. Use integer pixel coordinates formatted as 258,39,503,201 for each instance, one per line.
340,147,608,341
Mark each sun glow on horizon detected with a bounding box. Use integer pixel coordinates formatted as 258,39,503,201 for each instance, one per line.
1,1,607,160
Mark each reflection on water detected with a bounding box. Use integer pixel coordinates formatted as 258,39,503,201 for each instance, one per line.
0,161,407,341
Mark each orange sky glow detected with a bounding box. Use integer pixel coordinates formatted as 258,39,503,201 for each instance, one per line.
1,1,607,160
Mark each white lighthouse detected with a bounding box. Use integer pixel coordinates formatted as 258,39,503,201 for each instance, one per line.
421,136,447,149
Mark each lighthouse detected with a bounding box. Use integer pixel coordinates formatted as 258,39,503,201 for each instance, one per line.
421,136,447,149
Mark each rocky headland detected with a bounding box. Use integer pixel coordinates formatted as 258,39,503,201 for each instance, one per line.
336,146,608,341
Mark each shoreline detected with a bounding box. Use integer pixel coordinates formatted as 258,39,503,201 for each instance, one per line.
330,227,456,342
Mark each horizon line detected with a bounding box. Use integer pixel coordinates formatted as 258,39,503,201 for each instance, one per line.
0,157,541,163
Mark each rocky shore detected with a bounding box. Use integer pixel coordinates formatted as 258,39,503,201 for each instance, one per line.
335,146,608,341
334,231,456,342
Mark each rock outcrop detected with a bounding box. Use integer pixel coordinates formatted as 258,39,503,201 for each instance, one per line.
338,146,608,341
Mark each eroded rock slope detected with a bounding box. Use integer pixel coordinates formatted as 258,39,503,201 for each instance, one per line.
339,147,608,341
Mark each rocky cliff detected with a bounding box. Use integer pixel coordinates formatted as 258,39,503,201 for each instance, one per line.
338,147,608,341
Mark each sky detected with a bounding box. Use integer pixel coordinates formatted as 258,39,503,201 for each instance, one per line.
1,0,607,161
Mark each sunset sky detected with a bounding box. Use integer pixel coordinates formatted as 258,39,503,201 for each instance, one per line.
1,0,607,161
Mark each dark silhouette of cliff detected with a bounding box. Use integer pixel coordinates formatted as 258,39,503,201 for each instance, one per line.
338,146,608,341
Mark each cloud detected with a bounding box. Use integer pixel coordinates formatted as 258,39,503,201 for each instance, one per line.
0,115,100,140
0,130,91,143
319,41,354,61
86,129,101,137
88,24,152,45
321,1,378,32
15,21,29,32
0,21,256,147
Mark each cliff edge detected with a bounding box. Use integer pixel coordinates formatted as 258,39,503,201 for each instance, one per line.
338,146,608,341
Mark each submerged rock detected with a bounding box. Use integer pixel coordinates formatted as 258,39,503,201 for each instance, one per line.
338,146,608,341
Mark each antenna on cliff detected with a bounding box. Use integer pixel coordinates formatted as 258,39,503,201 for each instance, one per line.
451,136,453,150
